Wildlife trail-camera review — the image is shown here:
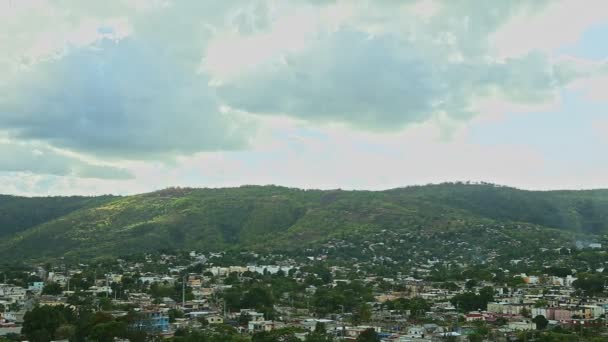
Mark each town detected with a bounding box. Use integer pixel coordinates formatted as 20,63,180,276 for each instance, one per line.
2,233,608,342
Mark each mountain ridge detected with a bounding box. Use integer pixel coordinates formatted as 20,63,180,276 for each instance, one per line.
1,183,607,262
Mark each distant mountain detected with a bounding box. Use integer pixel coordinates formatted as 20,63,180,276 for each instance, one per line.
1,183,607,261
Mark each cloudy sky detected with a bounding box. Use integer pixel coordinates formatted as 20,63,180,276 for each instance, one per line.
1,0,607,196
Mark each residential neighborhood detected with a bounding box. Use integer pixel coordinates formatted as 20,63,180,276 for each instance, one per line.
3,238,608,341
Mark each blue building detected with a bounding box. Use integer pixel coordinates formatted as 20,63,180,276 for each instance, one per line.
133,311,169,333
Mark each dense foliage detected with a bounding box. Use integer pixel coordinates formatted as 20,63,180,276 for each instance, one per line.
20,305,148,342
1,184,607,261
0,194,115,239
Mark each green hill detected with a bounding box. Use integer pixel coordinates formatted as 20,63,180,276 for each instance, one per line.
393,183,608,234
0,194,116,239
0,183,607,261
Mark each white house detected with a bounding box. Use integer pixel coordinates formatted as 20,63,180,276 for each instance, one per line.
508,320,535,331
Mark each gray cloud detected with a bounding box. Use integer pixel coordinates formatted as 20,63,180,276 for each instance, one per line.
216,30,563,130
1,37,249,159
0,1,255,160
0,142,133,179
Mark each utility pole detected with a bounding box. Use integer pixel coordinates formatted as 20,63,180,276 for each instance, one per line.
182,275,186,309
455,303,459,333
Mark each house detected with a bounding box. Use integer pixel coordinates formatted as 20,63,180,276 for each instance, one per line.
580,305,604,319
507,320,535,331
87,285,112,295
240,309,265,322
564,275,577,287
423,323,444,335
3,311,25,324
28,282,45,293
487,302,531,316
198,288,215,298
0,326,22,337
301,318,335,332
547,307,573,321
38,295,68,307
465,313,483,322
406,325,425,338
248,320,282,333
531,307,547,318
159,297,176,307
186,311,213,319
340,326,383,339
187,277,202,287
521,274,539,284
139,276,160,284
132,310,169,333
207,315,224,325
0,285,26,303
160,276,175,285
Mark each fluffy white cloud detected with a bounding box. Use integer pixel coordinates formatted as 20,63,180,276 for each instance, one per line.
490,0,608,58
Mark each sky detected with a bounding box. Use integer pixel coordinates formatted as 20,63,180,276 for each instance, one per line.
0,0,607,196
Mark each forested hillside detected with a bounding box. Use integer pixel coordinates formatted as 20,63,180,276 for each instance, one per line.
0,194,116,238
395,183,608,234
0,183,607,261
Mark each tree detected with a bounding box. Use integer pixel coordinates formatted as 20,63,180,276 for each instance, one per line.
450,292,489,312
27,329,52,342
478,287,494,304
385,297,430,319
547,266,571,277
442,282,460,291
89,321,128,342
520,307,531,318
305,322,333,342
467,333,482,342
54,324,76,340
98,297,113,311
41,282,63,295
573,273,605,296
351,304,372,325
356,328,379,342
471,320,489,338
238,312,251,326
408,297,431,319
168,308,185,323
465,279,478,290
532,315,549,330
495,317,507,326
252,328,300,342
241,286,274,311
22,305,74,341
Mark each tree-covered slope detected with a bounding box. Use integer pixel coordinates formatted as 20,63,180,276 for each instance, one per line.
0,183,607,261
0,186,320,260
392,183,608,234
0,194,116,239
